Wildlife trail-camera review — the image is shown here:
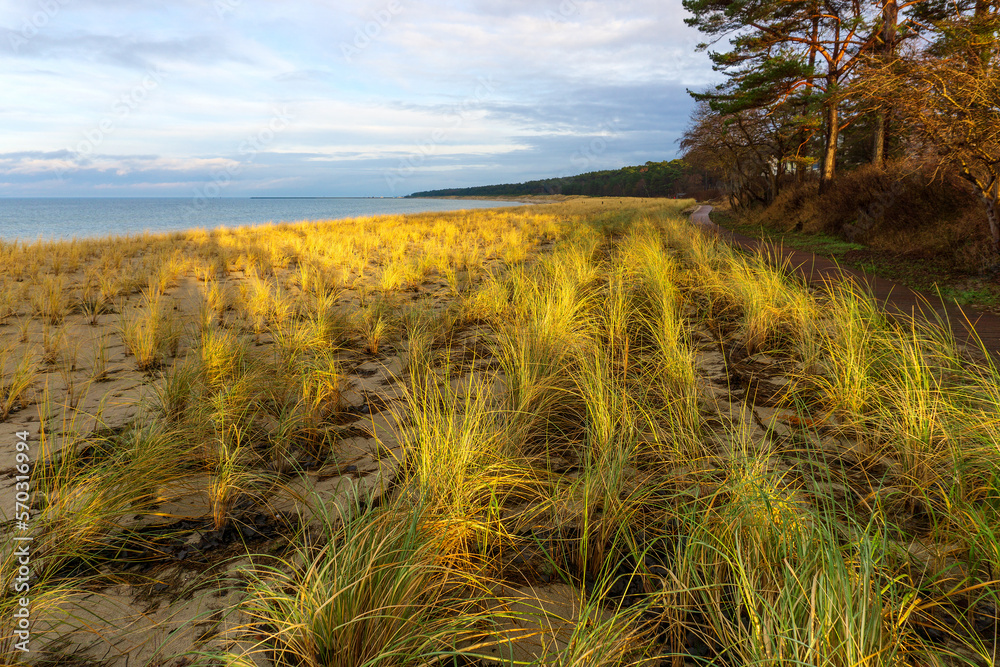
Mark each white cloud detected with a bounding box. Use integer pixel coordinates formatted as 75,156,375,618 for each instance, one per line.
1,0,717,196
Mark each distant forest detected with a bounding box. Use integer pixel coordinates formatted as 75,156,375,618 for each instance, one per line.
407,160,711,199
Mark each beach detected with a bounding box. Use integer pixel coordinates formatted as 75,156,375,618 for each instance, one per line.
2,197,998,665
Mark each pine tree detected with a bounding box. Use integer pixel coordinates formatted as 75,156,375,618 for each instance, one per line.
684,0,883,191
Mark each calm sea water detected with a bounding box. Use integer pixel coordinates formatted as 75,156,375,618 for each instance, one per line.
0,198,515,243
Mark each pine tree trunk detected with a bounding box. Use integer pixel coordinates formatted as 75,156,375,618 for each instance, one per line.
804,12,820,183
819,95,838,193
872,114,886,167
972,178,1000,252
985,183,1000,253
872,0,897,168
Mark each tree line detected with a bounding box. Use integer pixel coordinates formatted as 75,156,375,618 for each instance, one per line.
407,160,702,199
680,0,1000,248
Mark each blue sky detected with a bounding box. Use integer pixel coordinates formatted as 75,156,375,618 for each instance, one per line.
1,0,717,197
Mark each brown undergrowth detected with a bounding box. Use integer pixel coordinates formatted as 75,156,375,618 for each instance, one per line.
725,161,1000,313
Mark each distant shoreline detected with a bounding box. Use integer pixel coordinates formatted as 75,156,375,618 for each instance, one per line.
406,194,585,203
249,196,402,200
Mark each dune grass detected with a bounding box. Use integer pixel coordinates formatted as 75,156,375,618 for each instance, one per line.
2,198,999,665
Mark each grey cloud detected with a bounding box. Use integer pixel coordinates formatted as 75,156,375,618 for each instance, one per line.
2,0,711,198
390,81,696,134
2,28,250,69
0,149,77,160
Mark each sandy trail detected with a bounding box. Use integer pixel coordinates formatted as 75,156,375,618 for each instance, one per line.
690,202,1000,361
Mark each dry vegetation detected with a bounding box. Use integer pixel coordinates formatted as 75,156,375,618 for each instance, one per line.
745,162,995,270
1,198,999,666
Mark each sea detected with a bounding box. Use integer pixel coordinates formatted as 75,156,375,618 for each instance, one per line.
0,197,516,243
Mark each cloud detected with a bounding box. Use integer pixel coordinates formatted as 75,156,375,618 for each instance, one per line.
1,0,718,197
0,150,77,175
0,151,240,178
1,27,249,69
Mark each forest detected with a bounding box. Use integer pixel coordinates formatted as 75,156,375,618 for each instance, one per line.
679,0,1000,253
407,160,701,199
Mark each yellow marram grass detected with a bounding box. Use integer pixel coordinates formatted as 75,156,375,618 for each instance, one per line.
4,198,1000,666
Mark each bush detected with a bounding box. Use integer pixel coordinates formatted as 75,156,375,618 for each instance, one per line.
753,161,991,268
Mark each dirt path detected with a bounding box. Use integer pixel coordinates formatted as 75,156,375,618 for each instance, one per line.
692,204,1000,362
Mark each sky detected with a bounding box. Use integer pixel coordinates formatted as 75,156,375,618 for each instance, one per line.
1,0,718,197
